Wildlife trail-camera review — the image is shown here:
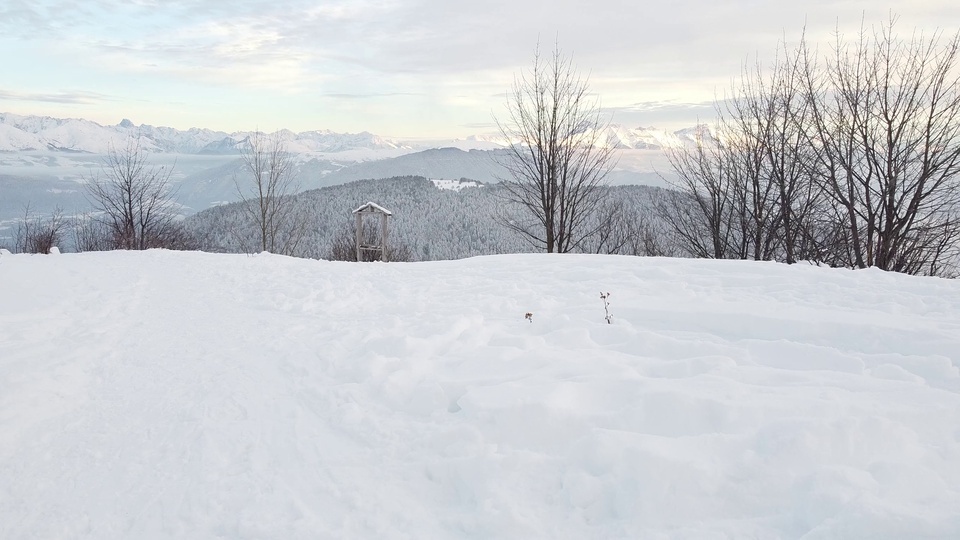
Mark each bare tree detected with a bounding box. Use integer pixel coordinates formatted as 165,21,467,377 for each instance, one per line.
583,199,632,254
72,213,114,253
726,54,799,262
660,44,826,264
583,194,672,256
12,203,67,254
661,17,960,276
658,125,745,259
496,44,618,253
86,136,182,250
801,17,960,274
236,131,307,255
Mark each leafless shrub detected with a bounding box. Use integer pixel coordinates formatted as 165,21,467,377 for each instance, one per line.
86,136,183,250
12,203,67,254
328,219,412,262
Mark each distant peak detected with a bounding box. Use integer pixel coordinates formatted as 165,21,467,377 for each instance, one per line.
119,118,135,129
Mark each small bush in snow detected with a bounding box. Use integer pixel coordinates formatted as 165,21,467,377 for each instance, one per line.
600,292,612,324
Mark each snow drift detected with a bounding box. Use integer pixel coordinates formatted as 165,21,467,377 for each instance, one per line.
1,250,958,539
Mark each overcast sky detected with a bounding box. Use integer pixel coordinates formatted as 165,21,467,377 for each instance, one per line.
2,1,958,138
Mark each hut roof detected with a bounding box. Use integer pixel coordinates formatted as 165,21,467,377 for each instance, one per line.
352,202,393,216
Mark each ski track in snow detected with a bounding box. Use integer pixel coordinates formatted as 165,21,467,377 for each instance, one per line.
1,250,959,539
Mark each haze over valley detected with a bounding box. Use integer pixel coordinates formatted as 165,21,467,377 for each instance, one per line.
0,112,691,233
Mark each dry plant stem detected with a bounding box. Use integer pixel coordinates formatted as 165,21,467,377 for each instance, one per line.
600,292,612,324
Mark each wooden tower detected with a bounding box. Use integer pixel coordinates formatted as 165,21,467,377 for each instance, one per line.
352,202,392,262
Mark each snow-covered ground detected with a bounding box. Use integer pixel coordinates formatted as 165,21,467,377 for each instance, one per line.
1,250,959,539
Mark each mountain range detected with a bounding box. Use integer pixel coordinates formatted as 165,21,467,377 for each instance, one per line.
0,112,700,230
0,112,408,157
0,112,703,156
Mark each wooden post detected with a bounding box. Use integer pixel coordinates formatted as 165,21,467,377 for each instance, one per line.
355,211,362,262
381,213,389,262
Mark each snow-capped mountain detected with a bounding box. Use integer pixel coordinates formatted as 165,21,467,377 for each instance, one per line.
0,113,413,156
0,113,689,223
605,123,715,149
467,123,711,151
0,113,220,153
0,112,707,156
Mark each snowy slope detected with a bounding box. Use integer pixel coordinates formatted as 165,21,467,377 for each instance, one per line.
1,251,958,539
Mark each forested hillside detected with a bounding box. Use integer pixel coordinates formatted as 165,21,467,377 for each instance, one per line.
185,176,669,261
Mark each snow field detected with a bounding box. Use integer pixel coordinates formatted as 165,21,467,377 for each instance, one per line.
1,250,959,539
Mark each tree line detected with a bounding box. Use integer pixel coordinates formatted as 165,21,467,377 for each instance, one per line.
653,18,960,276
497,19,959,276
184,175,670,261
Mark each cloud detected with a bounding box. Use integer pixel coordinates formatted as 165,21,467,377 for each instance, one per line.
460,122,498,130
3,0,960,135
0,89,116,105
604,100,716,114
84,21,317,92
322,92,423,99
9,1,960,77
600,100,720,130
0,2,62,38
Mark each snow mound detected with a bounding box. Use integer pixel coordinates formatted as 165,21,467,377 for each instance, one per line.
1,251,959,539
430,178,482,191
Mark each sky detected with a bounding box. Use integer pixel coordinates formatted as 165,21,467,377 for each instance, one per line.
2,1,958,138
